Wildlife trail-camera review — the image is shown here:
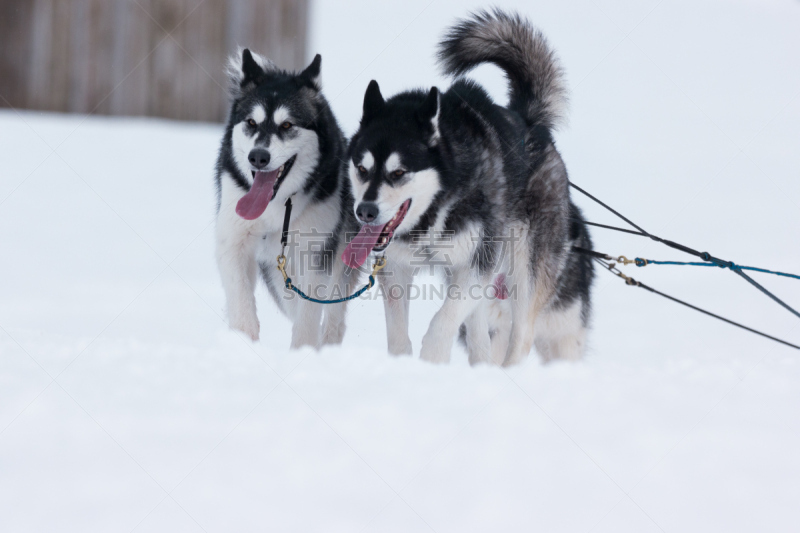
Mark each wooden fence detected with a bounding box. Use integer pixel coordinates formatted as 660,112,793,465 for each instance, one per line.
0,0,308,122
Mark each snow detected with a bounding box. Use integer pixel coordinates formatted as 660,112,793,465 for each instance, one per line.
2,0,800,531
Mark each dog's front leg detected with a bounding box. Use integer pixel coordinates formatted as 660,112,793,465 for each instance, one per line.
289,274,324,350
321,302,347,346
321,256,357,346
420,269,483,364
215,223,260,341
379,264,413,355
464,302,492,366
488,299,512,366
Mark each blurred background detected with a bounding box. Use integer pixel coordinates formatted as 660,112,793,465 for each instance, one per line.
0,0,309,122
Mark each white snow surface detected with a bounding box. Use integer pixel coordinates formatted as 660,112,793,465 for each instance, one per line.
2,0,800,531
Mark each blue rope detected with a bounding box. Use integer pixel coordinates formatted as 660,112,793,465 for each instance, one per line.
285,276,375,304
635,258,800,280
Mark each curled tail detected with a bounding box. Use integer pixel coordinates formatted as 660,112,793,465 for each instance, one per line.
438,8,567,131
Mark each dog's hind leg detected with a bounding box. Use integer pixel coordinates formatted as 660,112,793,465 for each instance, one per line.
534,301,587,362
502,225,534,366
522,277,554,355
380,264,414,355
505,257,561,366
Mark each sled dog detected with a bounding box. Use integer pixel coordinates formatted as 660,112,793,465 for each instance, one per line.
215,49,357,348
341,10,594,365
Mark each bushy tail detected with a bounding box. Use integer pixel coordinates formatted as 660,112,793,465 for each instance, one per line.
438,9,567,130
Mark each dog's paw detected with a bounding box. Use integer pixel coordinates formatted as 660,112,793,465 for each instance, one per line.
501,347,527,367
321,324,346,346
388,337,413,356
290,324,321,351
230,314,260,341
419,333,451,364
291,337,320,351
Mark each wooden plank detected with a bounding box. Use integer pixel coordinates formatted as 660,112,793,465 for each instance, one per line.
0,0,34,108
112,0,156,117
68,0,90,113
86,0,117,116
26,0,53,111
0,0,308,122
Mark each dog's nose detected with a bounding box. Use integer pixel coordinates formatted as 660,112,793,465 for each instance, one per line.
356,202,379,223
248,148,270,170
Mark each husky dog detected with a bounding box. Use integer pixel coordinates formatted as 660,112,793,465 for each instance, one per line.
341,10,594,365
215,49,357,348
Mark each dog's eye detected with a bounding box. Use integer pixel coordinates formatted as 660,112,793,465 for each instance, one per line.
247,119,257,127
281,121,293,129
392,170,405,178
357,165,367,174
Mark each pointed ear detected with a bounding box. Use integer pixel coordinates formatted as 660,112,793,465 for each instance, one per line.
298,54,322,90
417,87,440,145
362,80,385,125
226,48,276,99
241,49,265,87
417,86,439,122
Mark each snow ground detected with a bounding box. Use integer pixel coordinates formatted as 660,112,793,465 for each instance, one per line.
2,0,800,531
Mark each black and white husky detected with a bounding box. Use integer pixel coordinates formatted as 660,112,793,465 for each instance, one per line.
215,49,357,348
342,10,594,365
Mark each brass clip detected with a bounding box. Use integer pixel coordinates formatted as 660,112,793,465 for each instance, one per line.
371,256,387,275
276,254,291,288
367,257,387,288
608,262,637,286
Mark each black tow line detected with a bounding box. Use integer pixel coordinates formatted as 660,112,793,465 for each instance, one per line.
569,182,800,351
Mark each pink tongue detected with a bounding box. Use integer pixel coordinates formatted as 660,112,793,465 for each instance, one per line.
236,170,280,220
341,223,388,269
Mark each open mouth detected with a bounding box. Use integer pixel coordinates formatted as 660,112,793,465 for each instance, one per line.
341,199,411,269
235,155,297,220
372,199,410,252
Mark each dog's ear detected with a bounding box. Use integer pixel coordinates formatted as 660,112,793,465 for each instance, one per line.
297,54,322,91
361,80,385,125
417,87,440,146
227,48,275,98
241,49,264,86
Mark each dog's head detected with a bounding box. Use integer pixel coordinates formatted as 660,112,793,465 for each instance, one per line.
342,81,443,269
226,49,323,220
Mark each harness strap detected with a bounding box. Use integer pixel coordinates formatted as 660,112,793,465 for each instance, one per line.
569,181,800,320
281,197,293,248
275,198,385,304
572,246,800,351
588,254,800,351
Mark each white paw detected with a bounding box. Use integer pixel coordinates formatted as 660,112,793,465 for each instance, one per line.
465,333,492,366
322,325,346,346
388,337,413,356
291,324,321,351
322,331,344,346
468,349,490,367
230,313,260,341
502,346,527,367
419,332,452,364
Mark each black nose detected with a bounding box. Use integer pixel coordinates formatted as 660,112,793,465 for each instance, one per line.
356,202,379,223
248,148,270,170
